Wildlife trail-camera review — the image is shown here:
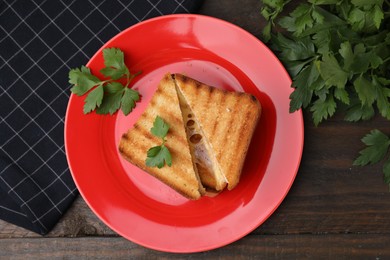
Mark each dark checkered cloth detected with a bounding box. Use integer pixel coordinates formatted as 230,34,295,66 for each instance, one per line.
0,0,204,235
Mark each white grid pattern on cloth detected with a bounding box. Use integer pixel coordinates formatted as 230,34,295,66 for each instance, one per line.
0,35,68,125
146,0,165,16
174,0,190,13
0,122,67,216
0,0,144,132
0,117,69,191
0,0,95,93
0,0,47,44
0,205,27,217
0,174,49,232
0,0,201,234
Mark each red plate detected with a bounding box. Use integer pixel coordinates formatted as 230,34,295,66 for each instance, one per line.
65,14,303,253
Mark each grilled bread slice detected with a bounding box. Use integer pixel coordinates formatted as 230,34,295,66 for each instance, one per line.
174,78,227,192
118,73,205,200
173,73,261,190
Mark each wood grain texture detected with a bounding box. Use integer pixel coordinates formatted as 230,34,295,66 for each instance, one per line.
199,0,264,37
1,0,390,257
1,234,390,259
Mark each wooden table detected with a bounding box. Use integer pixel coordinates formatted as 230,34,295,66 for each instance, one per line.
2,0,390,258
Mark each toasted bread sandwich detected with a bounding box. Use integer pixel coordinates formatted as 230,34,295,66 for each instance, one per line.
173,74,261,190
119,73,261,199
118,74,205,200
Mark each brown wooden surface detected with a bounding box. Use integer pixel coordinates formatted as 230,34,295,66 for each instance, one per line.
2,0,390,258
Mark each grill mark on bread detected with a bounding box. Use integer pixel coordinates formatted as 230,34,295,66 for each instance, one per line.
225,108,253,172
121,141,191,169
154,89,176,105
219,94,238,149
135,88,187,144
210,90,225,138
131,123,155,142
148,99,156,108
133,115,188,147
118,143,125,155
193,80,200,97
143,109,183,139
136,94,190,145
195,81,202,89
250,94,257,102
196,86,216,152
141,98,184,130
121,133,129,141
121,128,191,164
203,84,212,112
178,74,188,84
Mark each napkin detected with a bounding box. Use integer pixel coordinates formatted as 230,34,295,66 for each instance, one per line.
0,0,204,235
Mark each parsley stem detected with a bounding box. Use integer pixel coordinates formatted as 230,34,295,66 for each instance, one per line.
99,79,111,86
125,70,142,88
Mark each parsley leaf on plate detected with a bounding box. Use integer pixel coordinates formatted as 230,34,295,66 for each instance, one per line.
146,145,172,169
69,66,101,96
121,88,140,116
69,48,141,115
146,116,172,168
95,82,124,115
83,85,104,114
150,116,170,139
100,48,129,80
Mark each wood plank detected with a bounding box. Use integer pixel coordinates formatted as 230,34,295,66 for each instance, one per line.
1,234,390,259
258,112,390,234
199,0,264,37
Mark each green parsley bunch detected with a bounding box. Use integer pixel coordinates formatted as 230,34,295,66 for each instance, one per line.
69,48,141,115
261,0,390,186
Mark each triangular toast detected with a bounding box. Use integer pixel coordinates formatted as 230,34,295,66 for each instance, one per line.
174,78,227,192
119,73,261,199
173,73,261,190
118,74,205,200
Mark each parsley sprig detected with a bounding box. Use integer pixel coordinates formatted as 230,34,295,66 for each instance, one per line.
69,48,141,115
354,129,390,188
146,116,172,168
261,0,390,186
261,0,390,125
